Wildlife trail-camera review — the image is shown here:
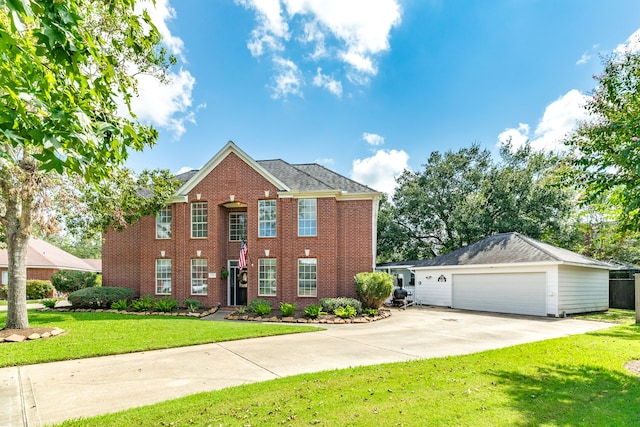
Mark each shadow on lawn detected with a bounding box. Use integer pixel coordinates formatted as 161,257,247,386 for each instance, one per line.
587,324,640,341
491,363,640,426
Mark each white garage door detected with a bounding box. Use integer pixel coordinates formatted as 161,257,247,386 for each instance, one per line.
452,272,547,316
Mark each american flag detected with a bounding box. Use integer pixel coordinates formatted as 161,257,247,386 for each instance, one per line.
239,240,248,270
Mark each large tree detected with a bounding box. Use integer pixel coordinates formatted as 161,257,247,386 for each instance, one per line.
378,143,575,262
0,0,173,329
565,49,640,232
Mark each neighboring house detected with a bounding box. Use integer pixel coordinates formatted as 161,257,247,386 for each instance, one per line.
0,238,100,285
375,261,418,302
102,141,382,307
82,259,102,274
407,232,611,317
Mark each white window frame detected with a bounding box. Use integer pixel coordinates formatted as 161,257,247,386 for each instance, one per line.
191,202,208,238
191,259,208,295
298,258,317,297
229,212,247,242
258,200,277,238
1,271,7,285
156,206,172,239
298,199,317,237
258,258,277,296
155,259,172,295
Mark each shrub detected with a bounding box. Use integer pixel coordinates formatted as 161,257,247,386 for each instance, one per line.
131,295,155,312
248,298,271,313
111,299,129,311
334,305,357,319
184,298,203,313
68,287,134,309
320,297,363,314
304,304,326,319
26,280,54,300
254,301,271,316
41,298,58,308
279,302,296,316
51,270,97,294
154,296,178,312
235,306,246,314
0,285,7,300
355,271,393,309
363,307,379,317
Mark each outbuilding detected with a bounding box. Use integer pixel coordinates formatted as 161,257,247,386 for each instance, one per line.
410,232,610,317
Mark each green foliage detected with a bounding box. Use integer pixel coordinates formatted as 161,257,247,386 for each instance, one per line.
111,300,129,311
565,50,640,232
131,295,155,312
334,305,358,319
154,296,178,313
184,298,203,313
253,302,272,316
248,298,272,313
0,285,7,300
41,298,58,309
68,287,134,309
363,308,379,317
26,280,54,300
320,297,363,314
51,270,97,294
355,272,393,309
235,306,247,314
379,143,574,261
279,302,296,316
304,304,327,319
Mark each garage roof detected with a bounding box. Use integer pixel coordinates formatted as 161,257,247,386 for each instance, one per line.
412,232,611,269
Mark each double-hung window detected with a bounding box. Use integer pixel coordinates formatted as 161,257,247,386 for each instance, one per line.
156,206,172,239
229,212,247,241
191,202,208,238
258,258,277,296
258,200,277,237
298,199,317,236
156,259,172,295
1,271,7,285
298,258,317,297
191,259,208,295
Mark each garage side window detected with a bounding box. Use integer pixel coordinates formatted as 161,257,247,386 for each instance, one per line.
191,259,207,295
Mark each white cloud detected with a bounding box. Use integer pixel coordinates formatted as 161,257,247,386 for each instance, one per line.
175,166,194,175
236,0,401,98
126,1,199,139
270,56,303,99
615,28,640,54
576,52,591,65
131,68,197,139
315,157,334,165
497,90,589,152
362,132,384,146
351,149,409,195
312,68,342,96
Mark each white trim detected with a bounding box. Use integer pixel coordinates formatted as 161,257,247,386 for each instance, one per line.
410,260,611,272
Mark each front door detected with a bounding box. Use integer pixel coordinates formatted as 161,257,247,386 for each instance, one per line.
227,260,247,306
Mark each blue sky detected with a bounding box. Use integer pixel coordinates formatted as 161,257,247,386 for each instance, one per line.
127,0,640,195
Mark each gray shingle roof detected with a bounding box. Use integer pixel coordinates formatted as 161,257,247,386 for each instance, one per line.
413,232,611,269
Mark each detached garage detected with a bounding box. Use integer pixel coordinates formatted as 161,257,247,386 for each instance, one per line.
411,232,610,317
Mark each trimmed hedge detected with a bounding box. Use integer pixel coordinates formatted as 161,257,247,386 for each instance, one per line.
319,297,363,314
26,280,54,300
355,271,393,309
68,287,134,309
51,270,97,294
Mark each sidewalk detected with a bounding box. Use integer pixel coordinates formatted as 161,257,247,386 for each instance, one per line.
1,307,613,426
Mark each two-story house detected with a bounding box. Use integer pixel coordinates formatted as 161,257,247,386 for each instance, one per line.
102,141,382,308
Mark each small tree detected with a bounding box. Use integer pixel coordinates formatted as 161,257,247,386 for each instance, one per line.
51,270,97,294
355,272,393,309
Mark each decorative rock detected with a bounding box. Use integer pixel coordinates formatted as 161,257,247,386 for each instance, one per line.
296,318,308,323
51,328,64,336
282,317,295,322
27,333,41,340
269,316,280,322
5,334,26,343
41,332,51,338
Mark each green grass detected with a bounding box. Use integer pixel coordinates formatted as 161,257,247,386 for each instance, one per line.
56,324,640,427
572,308,636,324
0,311,321,367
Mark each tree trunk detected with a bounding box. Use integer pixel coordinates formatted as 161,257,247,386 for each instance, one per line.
5,231,29,329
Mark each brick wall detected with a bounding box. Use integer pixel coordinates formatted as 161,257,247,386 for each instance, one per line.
102,151,377,308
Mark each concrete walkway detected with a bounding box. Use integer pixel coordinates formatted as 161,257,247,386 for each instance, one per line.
1,307,612,426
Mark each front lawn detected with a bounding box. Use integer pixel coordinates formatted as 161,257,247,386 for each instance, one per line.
57,323,640,426
0,310,321,367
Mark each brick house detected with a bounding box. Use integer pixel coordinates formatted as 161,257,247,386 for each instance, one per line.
102,141,382,308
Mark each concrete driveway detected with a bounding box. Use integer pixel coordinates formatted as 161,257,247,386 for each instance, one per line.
1,306,612,426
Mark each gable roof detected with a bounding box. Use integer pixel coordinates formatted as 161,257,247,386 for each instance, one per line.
170,141,381,202
412,232,611,270
0,238,100,272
